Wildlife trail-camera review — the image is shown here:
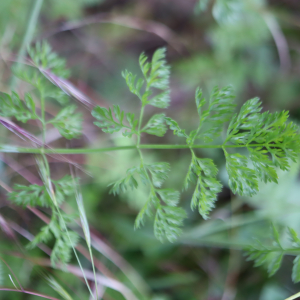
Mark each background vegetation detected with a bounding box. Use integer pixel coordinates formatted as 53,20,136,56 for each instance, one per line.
1,0,300,299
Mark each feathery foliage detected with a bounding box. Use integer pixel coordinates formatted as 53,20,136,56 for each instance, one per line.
245,225,300,283
1,42,300,291
0,92,37,123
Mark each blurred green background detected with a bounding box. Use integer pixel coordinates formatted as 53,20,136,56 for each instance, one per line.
1,0,300,299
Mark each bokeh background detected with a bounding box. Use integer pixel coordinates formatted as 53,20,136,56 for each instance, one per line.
1,0,300,299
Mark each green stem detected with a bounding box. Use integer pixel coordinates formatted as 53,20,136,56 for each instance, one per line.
0,143,286,154
285,291,300,300
40,92,46,144
37,94,95,299
137,105,145,146
10,0,44,89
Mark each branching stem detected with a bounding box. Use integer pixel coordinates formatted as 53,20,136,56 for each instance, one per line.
0,143,286,154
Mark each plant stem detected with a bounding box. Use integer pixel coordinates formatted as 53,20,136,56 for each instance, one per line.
40,91,46,144
137,104,145,146
38,93,95,299
0,143,286,154
285,291,300,300
10,0,44,89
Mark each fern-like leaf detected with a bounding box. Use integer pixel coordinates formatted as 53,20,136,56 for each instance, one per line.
9,184,52,207
92,105,138,137
0,92,37,123
145,162,170,188
186,154,223,219
154,205,186,243
28,41,70,78
142,113,167,137
225,152,258,196
50,105,82,139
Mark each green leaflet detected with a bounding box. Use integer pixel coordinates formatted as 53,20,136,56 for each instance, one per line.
244,225,300,282
9,175,78,266
109,167,139,195
9,184,52,207
123,47,170,108
154,205,186,243
110,161,185,241
51,231,79,267
0,92,37,123
122,70,145,99
293,256,300,283
92,104,138,137
134,193,157,229
28,41,70,78
224,152,258,196
26,215,79,268
142,114,167,137
165,118,188,138
195,86,236,143
53,175,78,197
49,105,82,139
146,162,170,188
109,163,170,194
166,85,236,144
223,97,299,196
185,154,223,219
26,223,53,250
9,177,76,208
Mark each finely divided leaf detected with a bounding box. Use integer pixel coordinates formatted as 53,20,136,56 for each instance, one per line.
268,252,283,277
225,152,258,196
92,105,137,137
292,255,300,283
156,189,180,207
124,48,170,108
148,48,170,90
248,148,278,183
197,86,236,143
145,162,170,188
165,117,188,138
9,184,52,207
154,205,186,242
134,193,158,229
288,227,300,247
53,175,77,205
0,92,37,123
225,97,300,184
187,155,222,219
50,105,82,139
51,231,79,267
26,224,53,250
122,70,144,98
142,113,167,137
28,41,70,78
110,167,139,195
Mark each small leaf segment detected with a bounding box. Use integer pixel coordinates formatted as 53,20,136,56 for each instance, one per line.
245,225,300,283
